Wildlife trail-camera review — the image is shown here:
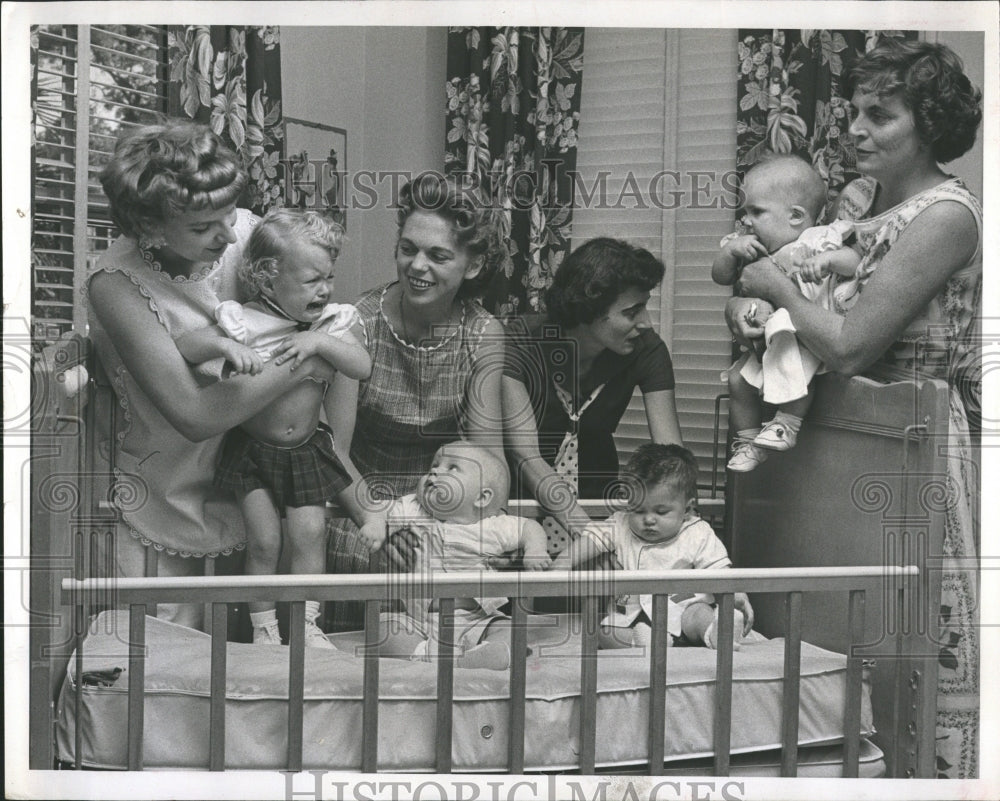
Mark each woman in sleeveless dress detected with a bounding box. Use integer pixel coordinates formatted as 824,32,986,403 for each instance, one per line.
87,121,346,629
729,40,982,778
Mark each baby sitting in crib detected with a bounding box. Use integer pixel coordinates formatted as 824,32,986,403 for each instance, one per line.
359,441,552,669
552,443,754,650
712,155,863,472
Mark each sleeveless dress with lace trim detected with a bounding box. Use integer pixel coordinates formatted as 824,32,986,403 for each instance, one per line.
85,208,258,558
837,176,981,779
325,283,494,631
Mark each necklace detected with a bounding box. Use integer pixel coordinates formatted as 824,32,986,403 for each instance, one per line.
398,287,458,346
399,290,413,343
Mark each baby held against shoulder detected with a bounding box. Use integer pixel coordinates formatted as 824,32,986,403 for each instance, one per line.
552,444,754,651
176,208,372,650
712,155,863,473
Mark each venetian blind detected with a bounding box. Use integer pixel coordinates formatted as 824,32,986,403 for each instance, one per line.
32,24,169,343
571,28,737,490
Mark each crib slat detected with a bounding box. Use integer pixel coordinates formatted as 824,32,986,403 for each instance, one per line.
144,545,158,580
73,601,85,770
579,596,600,774
127,605,147,770
890,583,906,777
780,591,802,777
842,589,866,778
209,603,228,771
647,594,670,774
435,598,455,772
712,593,735,776
287,601,306,772
362,599,381,773
507,599,528,773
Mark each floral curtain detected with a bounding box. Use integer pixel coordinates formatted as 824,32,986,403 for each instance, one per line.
167,26,284,216
736,29,914,213
445,27,584,319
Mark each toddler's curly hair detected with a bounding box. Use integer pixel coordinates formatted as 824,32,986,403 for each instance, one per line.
239,208,344,298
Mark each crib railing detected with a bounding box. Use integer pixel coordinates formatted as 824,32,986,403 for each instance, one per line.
61,565,917,776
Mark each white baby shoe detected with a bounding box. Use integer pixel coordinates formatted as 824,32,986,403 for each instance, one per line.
753,418,797,451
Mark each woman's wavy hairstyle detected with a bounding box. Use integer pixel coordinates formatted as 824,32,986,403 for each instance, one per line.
848,39,982,164
544,237,665,329
99,120,247,239
396,173,497,300
239,208,344,298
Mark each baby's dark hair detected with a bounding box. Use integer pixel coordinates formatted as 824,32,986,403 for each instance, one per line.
624,443,699,502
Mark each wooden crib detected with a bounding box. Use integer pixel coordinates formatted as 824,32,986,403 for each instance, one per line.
29,334,949,777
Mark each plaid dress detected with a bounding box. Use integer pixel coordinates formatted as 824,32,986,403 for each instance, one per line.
326,283,494,630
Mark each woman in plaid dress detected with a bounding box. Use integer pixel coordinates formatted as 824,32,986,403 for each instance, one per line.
326,174,505,631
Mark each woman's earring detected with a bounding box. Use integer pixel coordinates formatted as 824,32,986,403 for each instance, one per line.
138,232,166,251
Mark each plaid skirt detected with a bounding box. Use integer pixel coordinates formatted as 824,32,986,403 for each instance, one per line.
215,423,350,508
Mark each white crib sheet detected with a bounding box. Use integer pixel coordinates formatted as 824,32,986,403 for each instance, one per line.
56,610,874,772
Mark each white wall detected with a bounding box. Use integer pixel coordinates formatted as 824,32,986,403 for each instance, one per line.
281,26,984,303
931,31,985,201
280,26,447,304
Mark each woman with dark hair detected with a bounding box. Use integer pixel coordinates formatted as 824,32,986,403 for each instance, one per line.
88,121,344,628
325,172,506,630
504,237,683,553
729,40,982,778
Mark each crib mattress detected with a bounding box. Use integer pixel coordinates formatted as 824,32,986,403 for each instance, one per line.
56,610,874,772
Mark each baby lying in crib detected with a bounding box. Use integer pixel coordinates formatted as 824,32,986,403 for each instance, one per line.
552,443,755,650
358,441,552,669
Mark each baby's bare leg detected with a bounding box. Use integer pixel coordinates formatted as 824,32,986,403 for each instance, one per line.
240,488,283,615
683,601,745,650
680,602,717,646
451,619,522,670
598,624,637,650
285,505,328,575
375,614,427,659
778,382,814,419
728,366,764,432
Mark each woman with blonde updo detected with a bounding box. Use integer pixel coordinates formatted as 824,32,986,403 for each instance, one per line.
88,121,344,629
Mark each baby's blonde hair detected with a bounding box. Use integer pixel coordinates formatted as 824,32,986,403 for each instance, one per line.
745,155,828,221
239,208,344,298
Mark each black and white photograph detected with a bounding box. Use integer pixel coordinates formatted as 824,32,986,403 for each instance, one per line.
4,2,997,799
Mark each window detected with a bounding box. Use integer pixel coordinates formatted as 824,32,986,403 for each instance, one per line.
32,24,169,343
572,29,737,491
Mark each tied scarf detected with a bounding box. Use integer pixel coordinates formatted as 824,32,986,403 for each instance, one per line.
541,380,607,555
